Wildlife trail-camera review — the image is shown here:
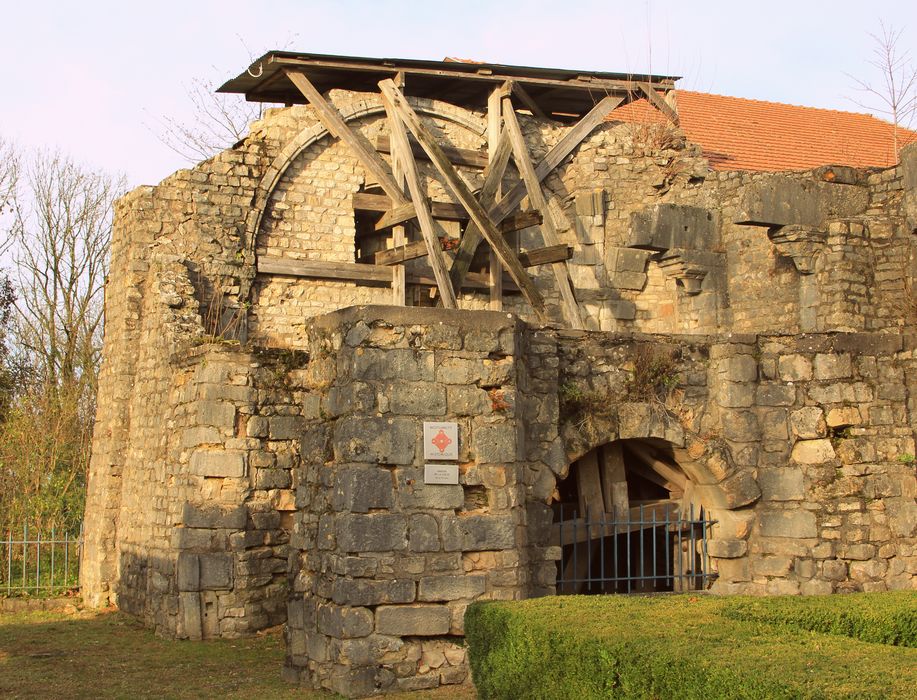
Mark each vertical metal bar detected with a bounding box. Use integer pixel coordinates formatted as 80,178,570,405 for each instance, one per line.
599,508,606,590
652,509,657,587
612,508,618,590
572,509,578,593
701,507,708,586
625,508,632,593
36,529,41,591
558,504,564,593
64,530,70,590
677,510,684,590
22,523,27,591
639,504,645,586
689,503,696,590
586,505,592,592
665,509,671,588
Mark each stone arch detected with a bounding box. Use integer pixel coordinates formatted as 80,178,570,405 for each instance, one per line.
241,95,485,267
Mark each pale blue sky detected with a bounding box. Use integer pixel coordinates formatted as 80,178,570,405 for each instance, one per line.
1,0,915,188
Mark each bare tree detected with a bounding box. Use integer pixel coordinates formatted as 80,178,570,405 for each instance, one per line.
149,35,296,163
0,137,19,252
849,21,917,158
10,151,123,397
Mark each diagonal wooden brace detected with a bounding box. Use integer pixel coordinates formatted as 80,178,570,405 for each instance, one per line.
379,78,547,320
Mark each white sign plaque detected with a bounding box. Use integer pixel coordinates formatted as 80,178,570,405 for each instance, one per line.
423,421,459,460
424,463,459,485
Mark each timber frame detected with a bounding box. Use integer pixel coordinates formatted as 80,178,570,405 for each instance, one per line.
225,52,681,328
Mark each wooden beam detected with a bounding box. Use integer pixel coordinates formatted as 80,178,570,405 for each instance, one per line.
382,93,457,308
448,127,513,292
451,94,624,290
509,80,548,120
551,501,680,546
258,256,393,283
599,442,629,518
517,244,573,267
379,79,547,320
375,135,489,169
575,449,606,519
626,442,688,491
503,95,584,329
389,121,407,307
284,69,408,205
637,82,680,126
373,200,467,230
487,85,504,311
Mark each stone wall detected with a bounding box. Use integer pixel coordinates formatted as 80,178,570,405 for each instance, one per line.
80,87,917,696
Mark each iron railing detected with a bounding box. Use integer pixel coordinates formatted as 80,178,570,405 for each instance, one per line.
554,503,715,595
1,524,83,596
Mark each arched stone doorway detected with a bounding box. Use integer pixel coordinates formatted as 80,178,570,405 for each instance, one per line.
552,437,715,594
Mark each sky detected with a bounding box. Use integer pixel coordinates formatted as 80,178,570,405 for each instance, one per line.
1,0,916,189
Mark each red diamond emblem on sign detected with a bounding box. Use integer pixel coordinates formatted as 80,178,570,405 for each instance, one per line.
430,429,452,454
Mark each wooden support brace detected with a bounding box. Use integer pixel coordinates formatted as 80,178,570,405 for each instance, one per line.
285,69,408,205
487,85,504,311
502,95,584,329
638,82,680,126
626,442,688,491
375,135,489,169
451,94,624,291
381,92,457,308
599,443,630,518
378,78,547,320
517,244,572,267
508,80,549,120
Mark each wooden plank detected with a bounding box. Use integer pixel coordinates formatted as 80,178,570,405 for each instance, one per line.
551,501,680,546
258,256,392,283
382,93,457,308
517,244,573,267
599,443,629,519
379,79,547,320
575,449,605,519
509,80,548,120
375,135,489,169
626,442,688,490
285,69,408,205
375,239,430,266
503,95,584,329
637,82,680,126
274,55,673,95
390,126,407,307
373,200,467,230
451,94,624,291
487,86,504,311
448,128,513,291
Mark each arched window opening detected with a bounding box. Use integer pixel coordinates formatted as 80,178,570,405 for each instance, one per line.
552,438,715,595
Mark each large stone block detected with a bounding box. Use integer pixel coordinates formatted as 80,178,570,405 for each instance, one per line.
791,439,836,465
789,407,826,439
629,204,717,251
332,468,394,513
440,514,515,551
759,510,817,538
331,579,415,606
375,605,451,636
317,604,374,639
388,382,447,416
472,423,517,463
269,415,305,440
181,503,247,529
396,470,464,510
336,514,407,552
758,468,805,501
353,348,434,381
199,553,233,590
334,417,416,465
189,449,247,478
735,175,867,228
418,575,486,601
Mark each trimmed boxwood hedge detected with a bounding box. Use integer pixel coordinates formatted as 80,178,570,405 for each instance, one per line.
721,591,917,647
465,593,917,699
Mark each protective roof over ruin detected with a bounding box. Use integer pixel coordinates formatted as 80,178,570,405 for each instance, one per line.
611,91,917,172
218,51,678,118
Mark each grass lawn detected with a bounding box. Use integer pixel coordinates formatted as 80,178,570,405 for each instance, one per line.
0,606,476,699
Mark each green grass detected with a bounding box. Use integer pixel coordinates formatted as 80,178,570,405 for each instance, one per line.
465,593,917,700
0,607,475,699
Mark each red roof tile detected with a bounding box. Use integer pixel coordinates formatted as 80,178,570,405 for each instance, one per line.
609,91,917,172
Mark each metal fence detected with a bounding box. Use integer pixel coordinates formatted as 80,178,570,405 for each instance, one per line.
554,503,716,595
1,524,83,596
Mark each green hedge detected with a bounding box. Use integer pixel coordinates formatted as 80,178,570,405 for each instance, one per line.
465,594,917,699
721,591,917,647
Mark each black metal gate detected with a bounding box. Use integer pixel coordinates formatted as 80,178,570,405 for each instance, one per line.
553,503,716,594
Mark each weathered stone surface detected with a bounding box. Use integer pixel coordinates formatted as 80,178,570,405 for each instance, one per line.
336,514,407,552
441,515,516,551
334,417,416,465
777,355,812,381
473,423,517,463
332,468,394,513
181,503,247,529
408,514,440,552
758,468,805,501
720,471,761,509
199,553,234,590
789,407,826,439
331,579,415,606
418,575,486,601
375,605,451,636
759,510,817,538
317,604,374,639
189,450,246,478
707,539,747,559
791,439,835,464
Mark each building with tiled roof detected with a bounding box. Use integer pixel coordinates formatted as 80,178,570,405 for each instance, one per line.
610,90,917,172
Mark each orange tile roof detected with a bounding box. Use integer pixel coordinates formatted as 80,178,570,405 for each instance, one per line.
609,90,917,172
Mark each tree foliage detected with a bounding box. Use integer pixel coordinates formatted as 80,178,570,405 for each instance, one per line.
0,145,123,532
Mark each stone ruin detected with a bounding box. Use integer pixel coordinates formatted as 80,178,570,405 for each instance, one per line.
80,53,917,696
